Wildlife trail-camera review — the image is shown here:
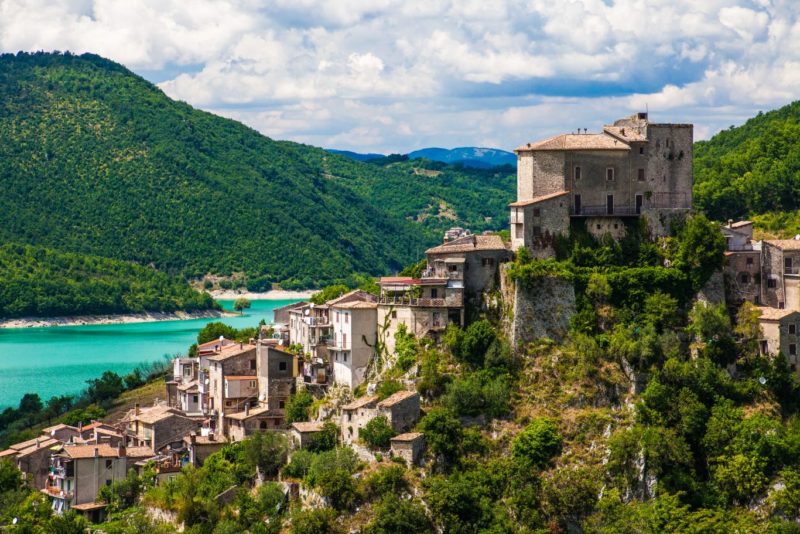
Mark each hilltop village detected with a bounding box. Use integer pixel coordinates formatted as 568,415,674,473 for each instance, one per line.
3,113,800,527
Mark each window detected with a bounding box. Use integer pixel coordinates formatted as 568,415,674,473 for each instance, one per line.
574,166,581,180
791,344,797,356
596,224,602,230
106,480,112,486
532,226,542,237
279,401,285,409
482,257,495,267
639,147,645,155
279,361,287,371
193,395,198,403
431,288,438,299
250,359,256,370
790,324,797,335
448,264,458,272
335,312,339,323
105,460,113,469
747,257,754,265
533,208,541,217
787,257,794,272
391,311,397,319
761,340,768,354
780,302,785,309
638,168,645,181
740,273,750,284
606,167,615,181
345,313,349,324
768,278,777,288
343,353,348,362
249,380,257,388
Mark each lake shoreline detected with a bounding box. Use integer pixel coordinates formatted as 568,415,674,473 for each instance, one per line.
208,289,314,300
0,309,239,329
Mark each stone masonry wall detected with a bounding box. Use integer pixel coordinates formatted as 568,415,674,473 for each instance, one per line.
500,264,576,351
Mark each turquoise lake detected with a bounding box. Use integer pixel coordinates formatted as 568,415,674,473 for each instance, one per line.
0,299,298,409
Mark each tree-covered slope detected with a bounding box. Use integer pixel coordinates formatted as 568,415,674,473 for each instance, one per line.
0,243,218,318
0,52,436,288
694,101,800,221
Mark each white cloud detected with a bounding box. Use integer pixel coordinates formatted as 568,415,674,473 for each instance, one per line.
0,0,798,151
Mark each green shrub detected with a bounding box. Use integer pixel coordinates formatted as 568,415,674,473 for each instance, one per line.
511,418,562,469
286,390,314,423
361,416,395,449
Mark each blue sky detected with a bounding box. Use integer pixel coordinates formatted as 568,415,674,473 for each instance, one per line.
2,0,798,153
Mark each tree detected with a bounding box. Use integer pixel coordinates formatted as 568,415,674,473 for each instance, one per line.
245,431,289,479
675,214,725,290
18,393,42,414
418,407,463,467
376,380,403,401
197,322,239,344
459,320,497,368
286,390,314,423
308,421,339,453
0,458,22,492
85,371,125,407
233,297,251,314
311,285,350,305
511,418,562,469
361,416,395,449
364,495,433,534
292,507,343,534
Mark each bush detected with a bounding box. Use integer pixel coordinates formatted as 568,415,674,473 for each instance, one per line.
443,372,511,419
363,465,408,499
308,421,339,453
418,407,463,466
245,431,289,478
360,416,395,449
292,507,343,534
286,390,314,423
511,418,562,469
283,450,314,479
447,320,497,368
376,380,403,401
364,495,433,534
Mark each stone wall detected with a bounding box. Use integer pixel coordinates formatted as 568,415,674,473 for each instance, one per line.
500,264,576,350
695,270,725,307
585,217,628,240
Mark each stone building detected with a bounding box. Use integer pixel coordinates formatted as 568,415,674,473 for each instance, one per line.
0,436,59,490
722,221,762,305
290,421,326,449
340,390,420,445
328,290,378,389
761,240,800,310
122,404,199,453
511,113,693,257
183,432,225,467
757,307,800,371
425,233,511,312
390,432,425,465
199,341,258,432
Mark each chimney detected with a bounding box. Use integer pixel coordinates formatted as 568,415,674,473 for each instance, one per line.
727,219,733,228
134,403,140,416
118,443,126,458
190,432,197,446
208,432,215,441
93,447,99,458
78,421,83,432
35,438,40,448
245,403,250,416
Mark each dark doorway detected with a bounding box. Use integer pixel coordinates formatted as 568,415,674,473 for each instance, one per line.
635,194,643,214
606,195,614,215
574,194,581,215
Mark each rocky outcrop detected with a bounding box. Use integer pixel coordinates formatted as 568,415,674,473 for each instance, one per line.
501,264,576,351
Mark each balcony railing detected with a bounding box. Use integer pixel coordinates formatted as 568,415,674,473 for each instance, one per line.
304,317,330,327
422,269,463,280
570,205,640,217
377,295,463,308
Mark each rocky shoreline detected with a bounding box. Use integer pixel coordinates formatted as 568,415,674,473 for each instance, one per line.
0,309,237,329
208,289,314,300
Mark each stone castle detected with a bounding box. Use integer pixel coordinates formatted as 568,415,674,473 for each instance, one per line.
510,112,693,257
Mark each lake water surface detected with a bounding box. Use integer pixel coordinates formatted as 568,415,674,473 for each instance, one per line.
0,299,297,409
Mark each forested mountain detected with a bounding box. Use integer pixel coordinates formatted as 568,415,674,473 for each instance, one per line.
0,52,512,289
694,101,800,222
407,146,516,168
0,243,218,318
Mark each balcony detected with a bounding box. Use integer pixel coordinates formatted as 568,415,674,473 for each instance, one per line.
421,269,463,281
570,205,640,217
303,317,330,327
377,294,463,308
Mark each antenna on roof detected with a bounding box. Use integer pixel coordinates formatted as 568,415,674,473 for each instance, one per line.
583,128,587,134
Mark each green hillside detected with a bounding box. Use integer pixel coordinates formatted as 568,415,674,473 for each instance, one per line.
0,243,218,318
0,52,438,288
694,101,800,222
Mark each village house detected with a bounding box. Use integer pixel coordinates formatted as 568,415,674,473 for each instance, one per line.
122,403,199,453
390,432,425,465
288,303,332,386
328,290,378,389
722,221,762,306
761,239,800,311
42,443,152,521
199,340,259,432
340,390,420,445
183,431,225,466
757,307,800,372
511,113,693,257
0,436,60,489
290,421,326,449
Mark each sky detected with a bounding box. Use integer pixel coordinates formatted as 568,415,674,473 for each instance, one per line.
1,0,798,153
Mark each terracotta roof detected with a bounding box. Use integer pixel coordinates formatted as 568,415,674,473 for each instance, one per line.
178,380,199,392
327,289,377,307
71,502,108,512
224,406,274,421
729,220,753,228
0,449,18,458
62,444,125,459
509,190,570,208
516,133,629,152
184,434,226,446
126,446,156,458
334,300,378,310
205,343,256,362
291,421,325,433
41,423,78,434
378,390,418,408
425,234,508,255
225,375,257,381
757,307,800,321
391,432,423,442
129,405,185,425
380,277,419,285
342,395,379,410
764,240,800,251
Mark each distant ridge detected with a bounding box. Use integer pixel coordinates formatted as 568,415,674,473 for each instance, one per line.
328,146,516,169
326,149,385,162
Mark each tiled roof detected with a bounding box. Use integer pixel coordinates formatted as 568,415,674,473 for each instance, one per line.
342,395,379,410
291,421,325,433
509,190,570,208
764,240,800,251
603,125,648,142
224,406,274,421
62,444,124,459
334,300,378,309
1,437,59,458
126,446,156,458
425,234,508,255
391,432,423,442
516,133,629,152
129,405,184,425
757,307,800,321
205,342,256,362
377,390,418,408
730,220,753,228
